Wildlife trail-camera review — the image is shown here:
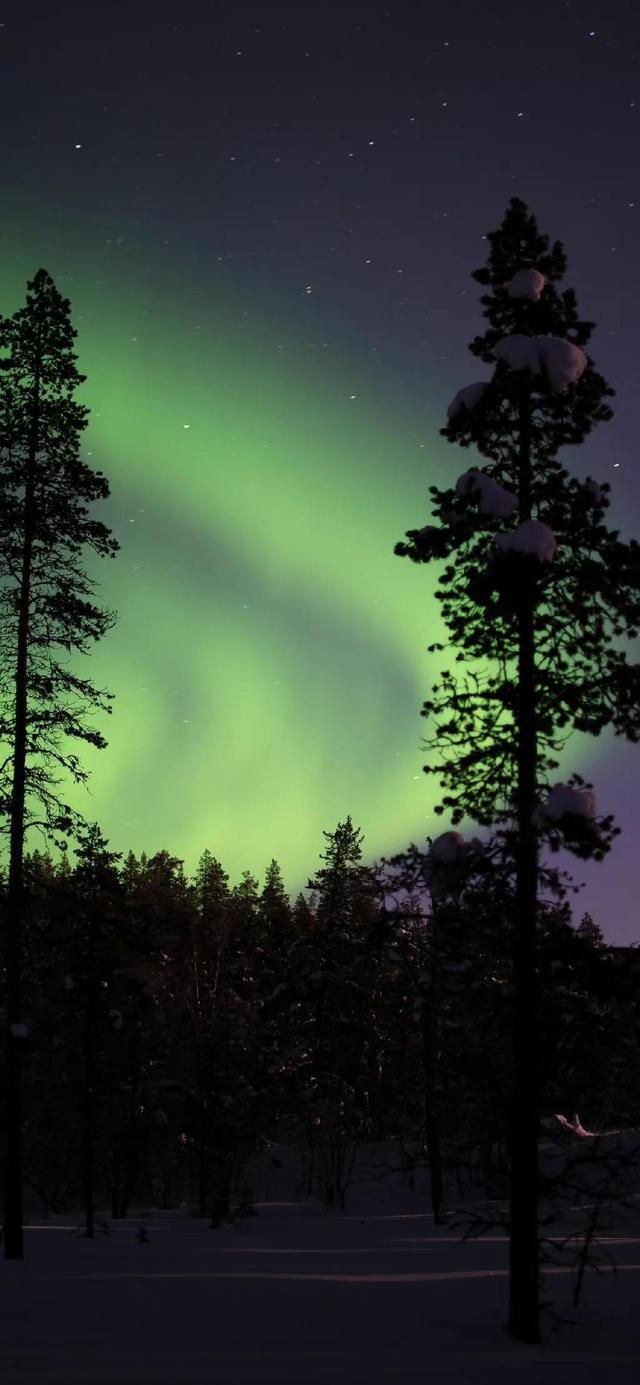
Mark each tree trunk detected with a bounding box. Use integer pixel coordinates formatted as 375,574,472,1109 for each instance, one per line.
422,995,445,1224
120,1037,141,1219
422,907,445,1224
3,336,42,1261
83,989,96,1238
110,1148,120,1220
508,385,540,1343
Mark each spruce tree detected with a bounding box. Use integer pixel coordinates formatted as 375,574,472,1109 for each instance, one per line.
395,199,640,1341
68,825,123,1238
0,270,117,1258
576,911,604,948
303,819,380,1206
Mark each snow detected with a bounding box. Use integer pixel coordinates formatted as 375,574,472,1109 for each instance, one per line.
495,519,556,563
539,336,588,391
63,974,74,990
507,267,546,301
426,832,476,898
430,830,467,864
493,334,588,391
4,1154,640,1384
10,1022,29,1038
554,1112,598,1139
455,469,517,519
493,333,541,373
446,381,489,419
540,782,597,822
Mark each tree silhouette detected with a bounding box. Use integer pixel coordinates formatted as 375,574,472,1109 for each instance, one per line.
67,824,123,1238
395,199,640,1341
0,270,117,1258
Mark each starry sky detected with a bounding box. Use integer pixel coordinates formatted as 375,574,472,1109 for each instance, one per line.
2,1,640,938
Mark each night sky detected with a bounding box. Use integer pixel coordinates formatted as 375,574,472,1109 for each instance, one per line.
2,2,640,939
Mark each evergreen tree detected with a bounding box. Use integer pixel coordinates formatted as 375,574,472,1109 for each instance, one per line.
292,890,315,932
258,860,293,992
0,270,118,1258
68,825,123,1237
395,199,640,1340
298,818,381,1206
576,911,604,948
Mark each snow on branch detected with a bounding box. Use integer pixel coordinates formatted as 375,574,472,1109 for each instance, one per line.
493,334,541,373
538,782,597,823
455,468,517,519
495,519,557,563
447,382,489,419
540,337,588,391
493,333,588,391
430,830,468,865
553,1112,598,1139
426,830,485,900
507,268,547,301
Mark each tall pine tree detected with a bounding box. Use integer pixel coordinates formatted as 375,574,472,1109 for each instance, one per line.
0,270,117,1258
395,199,640,1341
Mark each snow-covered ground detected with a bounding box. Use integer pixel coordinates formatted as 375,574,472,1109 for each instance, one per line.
3,1185,640,1383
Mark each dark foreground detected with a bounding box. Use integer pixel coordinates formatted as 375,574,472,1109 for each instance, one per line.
2,1200,640,1384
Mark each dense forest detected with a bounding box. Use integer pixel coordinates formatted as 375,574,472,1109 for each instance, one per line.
7,816,640,1231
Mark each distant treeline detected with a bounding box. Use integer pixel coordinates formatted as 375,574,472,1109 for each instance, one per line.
2,815,639,1227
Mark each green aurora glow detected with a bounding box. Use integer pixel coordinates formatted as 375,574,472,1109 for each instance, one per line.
0,218,600,890
0,222,454,887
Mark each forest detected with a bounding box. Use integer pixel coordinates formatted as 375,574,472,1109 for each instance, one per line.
10,822,640,1232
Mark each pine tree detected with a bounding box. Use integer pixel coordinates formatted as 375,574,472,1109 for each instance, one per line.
576,911,604,948
0,270,118,1258
301,819,381,1206
395,199,640,1341
69,825,123,1237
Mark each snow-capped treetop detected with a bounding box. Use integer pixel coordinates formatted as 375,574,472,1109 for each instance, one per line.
447,382,489,419
539,336,587,391
429,830,466,865
495,519,556,563
507,267,546,301
493,334,588,392
455,469,517,519
493,334,541,373
539,782,597,822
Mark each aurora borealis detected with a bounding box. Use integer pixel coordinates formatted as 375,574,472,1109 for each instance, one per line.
3,2,640,934
1,223,448,888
